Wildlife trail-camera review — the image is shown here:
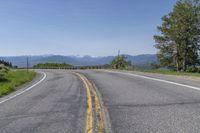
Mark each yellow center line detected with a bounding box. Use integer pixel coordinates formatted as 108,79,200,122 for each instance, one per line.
84,77,105,133
75,73,93,133
74,72,105,133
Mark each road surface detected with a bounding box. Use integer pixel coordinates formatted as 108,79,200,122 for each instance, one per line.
0,69,200,133
0,70,87,133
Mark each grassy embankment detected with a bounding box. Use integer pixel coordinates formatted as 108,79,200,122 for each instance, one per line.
0,70,36,97
126,68,200,77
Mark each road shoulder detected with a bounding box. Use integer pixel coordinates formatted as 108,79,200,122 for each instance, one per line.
0,71,44,104
99,69,200,88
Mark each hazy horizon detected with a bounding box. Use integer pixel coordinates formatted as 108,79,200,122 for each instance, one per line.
0,53,156,58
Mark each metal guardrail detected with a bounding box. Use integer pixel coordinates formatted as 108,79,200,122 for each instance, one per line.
31,65,110,70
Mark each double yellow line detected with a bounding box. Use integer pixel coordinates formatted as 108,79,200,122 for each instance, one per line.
74,73,105,133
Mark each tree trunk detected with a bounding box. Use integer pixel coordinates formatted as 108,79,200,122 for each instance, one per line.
176,58,180,72
183,59,186,71
182,46,187,71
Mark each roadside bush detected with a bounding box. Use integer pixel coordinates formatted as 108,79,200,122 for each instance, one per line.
0,64,9,80
111,55,130,69
186,67,200,73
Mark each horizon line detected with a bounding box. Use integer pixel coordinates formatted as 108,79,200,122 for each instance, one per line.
0,53,157,58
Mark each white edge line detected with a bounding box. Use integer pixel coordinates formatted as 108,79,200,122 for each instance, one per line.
103,70,200,91
0,72,47,105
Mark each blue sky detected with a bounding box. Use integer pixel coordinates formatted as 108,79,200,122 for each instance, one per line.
0,0,176,56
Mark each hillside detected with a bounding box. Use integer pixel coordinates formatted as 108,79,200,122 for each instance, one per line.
0,54,158,68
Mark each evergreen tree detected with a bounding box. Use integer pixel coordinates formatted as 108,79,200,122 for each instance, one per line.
154,0,200,71
0,60,12,68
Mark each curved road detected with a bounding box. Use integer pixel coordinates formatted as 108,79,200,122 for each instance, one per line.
0,69,200,133
0,70,87,133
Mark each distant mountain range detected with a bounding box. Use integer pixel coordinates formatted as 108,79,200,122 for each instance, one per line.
0,54,158,68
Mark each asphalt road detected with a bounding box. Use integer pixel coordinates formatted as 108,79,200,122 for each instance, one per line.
81,70,200,133
0,69,200,133
0,70,87,133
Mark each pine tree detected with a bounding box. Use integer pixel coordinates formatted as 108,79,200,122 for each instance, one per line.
154,0,200,71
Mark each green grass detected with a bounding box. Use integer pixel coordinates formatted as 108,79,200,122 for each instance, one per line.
128,68,200,77
0,70,36,97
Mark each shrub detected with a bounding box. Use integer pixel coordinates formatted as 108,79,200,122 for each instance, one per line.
186,67,200,73
111,55,130,69
0,64,9,80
